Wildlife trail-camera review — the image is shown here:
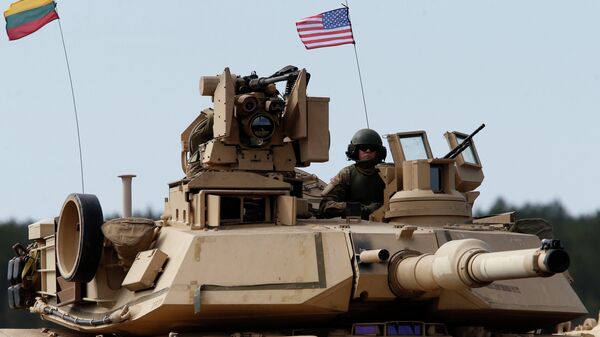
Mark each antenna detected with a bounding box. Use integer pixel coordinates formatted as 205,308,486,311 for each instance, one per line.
345,1,370,128
57,16,85,193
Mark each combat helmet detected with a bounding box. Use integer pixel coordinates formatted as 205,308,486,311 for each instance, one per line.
345,128,387,162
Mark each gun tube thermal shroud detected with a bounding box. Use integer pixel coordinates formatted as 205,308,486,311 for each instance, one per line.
391,238,569,294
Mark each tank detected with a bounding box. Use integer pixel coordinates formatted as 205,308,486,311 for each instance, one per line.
3,66,599,337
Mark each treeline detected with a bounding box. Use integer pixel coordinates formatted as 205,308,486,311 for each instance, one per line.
0,201,599,328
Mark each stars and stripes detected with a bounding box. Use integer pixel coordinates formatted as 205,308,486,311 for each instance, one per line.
296,7,355,50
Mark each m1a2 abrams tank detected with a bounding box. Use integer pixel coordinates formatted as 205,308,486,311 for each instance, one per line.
3,66,598,337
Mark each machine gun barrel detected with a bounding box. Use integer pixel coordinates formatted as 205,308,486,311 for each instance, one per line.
246,72,297,89
443,123,486,159
390,238,569,295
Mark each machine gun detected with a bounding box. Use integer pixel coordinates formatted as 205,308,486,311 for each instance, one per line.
236,65,310,96
443,123,485,159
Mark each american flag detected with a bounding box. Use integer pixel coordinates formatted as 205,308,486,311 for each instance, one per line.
296,7,355,50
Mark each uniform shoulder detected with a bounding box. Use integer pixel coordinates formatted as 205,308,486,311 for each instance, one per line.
322,164,354,197
333,164,355,183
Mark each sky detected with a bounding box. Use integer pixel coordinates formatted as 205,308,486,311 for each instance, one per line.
1,1,599,221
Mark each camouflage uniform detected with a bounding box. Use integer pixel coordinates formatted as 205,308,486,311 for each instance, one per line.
319,163,385,220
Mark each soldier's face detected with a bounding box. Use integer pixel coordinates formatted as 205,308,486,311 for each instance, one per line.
358,149,376,161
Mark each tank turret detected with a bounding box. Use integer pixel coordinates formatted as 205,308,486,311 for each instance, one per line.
3,66,595,337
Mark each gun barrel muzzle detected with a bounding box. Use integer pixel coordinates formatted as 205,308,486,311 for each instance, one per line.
468,245,569,283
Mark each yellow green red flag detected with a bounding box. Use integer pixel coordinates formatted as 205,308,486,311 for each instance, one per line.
4,0,59,41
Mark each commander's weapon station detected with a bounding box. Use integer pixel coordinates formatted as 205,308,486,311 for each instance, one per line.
166,66,329,228
370,124,486,225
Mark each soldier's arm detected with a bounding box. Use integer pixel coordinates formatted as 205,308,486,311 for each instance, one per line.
319,168,350,218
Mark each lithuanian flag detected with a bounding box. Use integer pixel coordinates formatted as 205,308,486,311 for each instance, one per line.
4,0,59,41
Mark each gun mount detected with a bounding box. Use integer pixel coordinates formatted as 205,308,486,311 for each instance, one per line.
3,66,595,337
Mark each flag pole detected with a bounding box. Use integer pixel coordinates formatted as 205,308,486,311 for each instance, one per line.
352,43,369,129
57,16,85,193
344,2,370,129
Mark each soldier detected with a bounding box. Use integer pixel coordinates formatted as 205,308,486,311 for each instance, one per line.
319,128,387,220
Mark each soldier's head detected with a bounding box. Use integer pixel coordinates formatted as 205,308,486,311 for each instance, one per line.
345,128,387,163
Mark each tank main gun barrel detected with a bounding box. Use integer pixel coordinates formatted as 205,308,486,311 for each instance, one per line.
391,238,569,294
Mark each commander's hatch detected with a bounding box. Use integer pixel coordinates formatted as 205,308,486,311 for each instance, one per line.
386,129,484,193
444,131,484,192
381,128,484,225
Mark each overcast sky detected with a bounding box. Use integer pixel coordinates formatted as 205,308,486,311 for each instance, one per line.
1,1,599,221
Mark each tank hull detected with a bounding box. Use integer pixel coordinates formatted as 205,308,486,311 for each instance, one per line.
27,221,586,336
